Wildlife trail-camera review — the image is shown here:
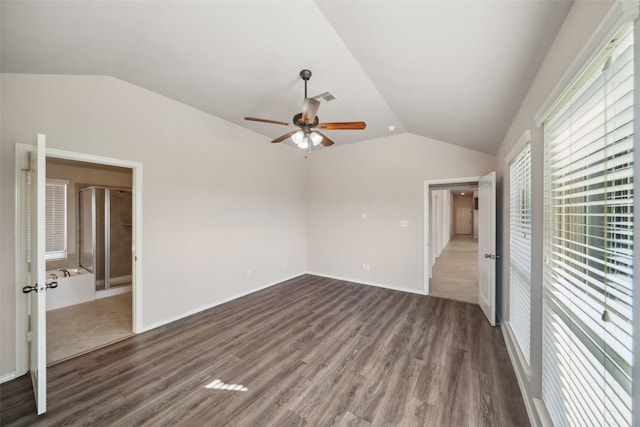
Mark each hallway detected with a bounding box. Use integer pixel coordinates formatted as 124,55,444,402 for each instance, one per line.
429,235,478,304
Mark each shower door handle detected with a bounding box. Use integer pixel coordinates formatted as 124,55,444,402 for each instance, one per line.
46,281,58,290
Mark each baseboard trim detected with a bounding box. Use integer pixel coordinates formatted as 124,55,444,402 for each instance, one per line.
305,271,425,295
502,324,537,427
140,272,306,333
0,372,17,384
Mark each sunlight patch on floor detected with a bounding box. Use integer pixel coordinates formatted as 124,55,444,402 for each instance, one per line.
205,379,248,392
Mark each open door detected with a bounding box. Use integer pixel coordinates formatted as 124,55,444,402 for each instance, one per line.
20,134,49,414
478,171,496,325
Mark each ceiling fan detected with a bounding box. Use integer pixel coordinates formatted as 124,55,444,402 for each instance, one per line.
244,69,366,149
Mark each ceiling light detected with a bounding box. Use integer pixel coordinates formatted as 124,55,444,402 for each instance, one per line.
291,130,306,147
291,130,322,149
310,132,322,146
387,125,396,132
461,192,465,195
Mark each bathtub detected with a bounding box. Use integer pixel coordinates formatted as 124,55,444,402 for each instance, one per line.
46,268,95,311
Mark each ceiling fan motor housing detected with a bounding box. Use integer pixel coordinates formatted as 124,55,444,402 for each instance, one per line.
293,112,319,128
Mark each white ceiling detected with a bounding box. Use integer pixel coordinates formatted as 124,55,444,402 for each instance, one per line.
1,0,572,154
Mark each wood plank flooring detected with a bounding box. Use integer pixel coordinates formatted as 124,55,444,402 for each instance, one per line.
0,275,529,426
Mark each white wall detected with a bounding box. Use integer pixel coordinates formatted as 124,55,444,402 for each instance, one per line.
306,133,495,293
494,1,617,425
0,74,308,378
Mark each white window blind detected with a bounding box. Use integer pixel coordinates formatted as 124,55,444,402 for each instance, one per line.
509,142,532,365
542,22,633,426
45,179,68,261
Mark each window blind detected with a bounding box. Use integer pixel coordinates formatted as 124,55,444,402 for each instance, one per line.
45,180,67,261
509,142,532,364
542,22,633,426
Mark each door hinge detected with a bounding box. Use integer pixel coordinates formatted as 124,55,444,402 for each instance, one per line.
26,331,32,342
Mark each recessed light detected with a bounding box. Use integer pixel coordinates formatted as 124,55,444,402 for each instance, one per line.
461,192,465,195
387,125,396,132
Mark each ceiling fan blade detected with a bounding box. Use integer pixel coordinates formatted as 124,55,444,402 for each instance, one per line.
317,121,366,130
244,117,289,126
301,98,320,123
271,130,297,144
315,131,335,147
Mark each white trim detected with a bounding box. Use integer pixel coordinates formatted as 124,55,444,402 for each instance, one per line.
140,273,306,333
14,144,32,377
0,372,17,385
423,175,482,295
503,325,537,427
306,271,425,295
504,129,532,165
535,0,640,126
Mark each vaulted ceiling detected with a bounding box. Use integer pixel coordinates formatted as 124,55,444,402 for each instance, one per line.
1,1,573,154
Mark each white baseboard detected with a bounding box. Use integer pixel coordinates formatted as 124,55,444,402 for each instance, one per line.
0,372,16,384
140,272,306,333
305,271,426,295
502,324,537,427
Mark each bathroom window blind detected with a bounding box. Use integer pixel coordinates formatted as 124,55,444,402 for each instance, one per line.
509,142,532,365
542,22,633,426
45,179,68,261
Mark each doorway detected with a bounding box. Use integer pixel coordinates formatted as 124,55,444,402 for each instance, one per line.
45,158,134,364
15,145,143,377
423,173,497,325
427,186,478,303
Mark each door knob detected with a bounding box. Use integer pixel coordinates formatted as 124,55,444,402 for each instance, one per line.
22,281,58,293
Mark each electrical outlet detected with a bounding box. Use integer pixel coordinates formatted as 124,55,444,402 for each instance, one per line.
361,264,371,270
400,220,408,228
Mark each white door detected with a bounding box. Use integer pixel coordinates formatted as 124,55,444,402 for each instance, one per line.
478,171,496,325
455,208,472,235
21,134,48,414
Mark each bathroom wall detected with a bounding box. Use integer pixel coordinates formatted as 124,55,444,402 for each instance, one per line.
45,160,132,272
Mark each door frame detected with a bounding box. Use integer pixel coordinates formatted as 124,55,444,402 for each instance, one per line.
423,176,481,295
15,146,144,376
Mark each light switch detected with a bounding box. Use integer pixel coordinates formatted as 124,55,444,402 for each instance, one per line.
362,212,367,220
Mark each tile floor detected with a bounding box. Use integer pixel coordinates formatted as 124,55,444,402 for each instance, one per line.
46,292,133,365
429,234,478,304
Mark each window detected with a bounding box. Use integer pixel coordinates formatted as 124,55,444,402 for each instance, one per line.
542,22,633,426
508,140,532,365
45,179,68,260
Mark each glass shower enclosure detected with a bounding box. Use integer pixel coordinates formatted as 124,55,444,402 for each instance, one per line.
79,186,133,290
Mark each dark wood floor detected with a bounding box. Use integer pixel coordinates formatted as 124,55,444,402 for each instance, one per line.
0,274,529,426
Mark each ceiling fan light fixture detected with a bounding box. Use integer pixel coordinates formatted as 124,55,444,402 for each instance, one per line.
291,130,322,149
310,132,322,146
291,130,308,149
291,130,304,145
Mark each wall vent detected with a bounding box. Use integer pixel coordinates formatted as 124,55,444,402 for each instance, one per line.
312,91,336,102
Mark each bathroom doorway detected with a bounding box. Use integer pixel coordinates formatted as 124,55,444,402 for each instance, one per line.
44,157,135,364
